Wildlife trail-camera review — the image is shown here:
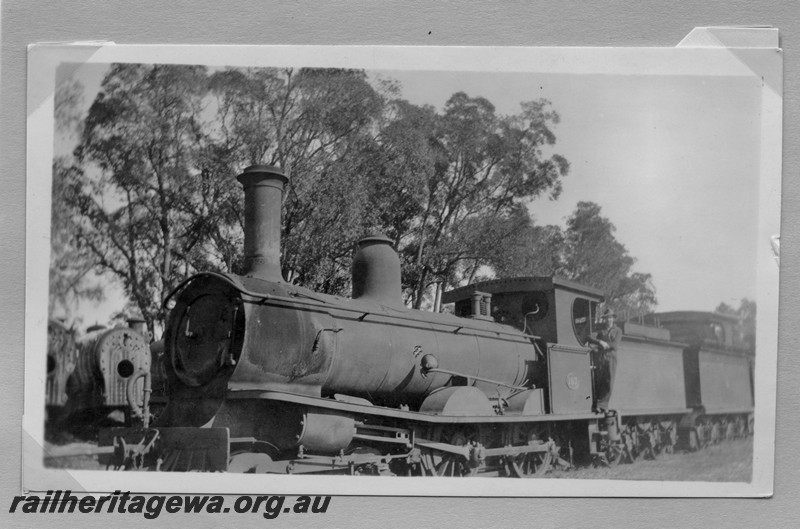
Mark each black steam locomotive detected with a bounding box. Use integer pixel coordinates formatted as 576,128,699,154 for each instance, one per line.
96,165,754,476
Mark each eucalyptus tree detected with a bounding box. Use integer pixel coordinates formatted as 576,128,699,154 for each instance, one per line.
207,67,389,294
400,92,569,308
560,201,657,315
71,64,214,332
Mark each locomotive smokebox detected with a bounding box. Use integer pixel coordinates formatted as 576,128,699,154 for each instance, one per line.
236,165,289,281
352,233,403,307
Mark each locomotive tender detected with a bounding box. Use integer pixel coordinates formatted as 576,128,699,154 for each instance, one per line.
98,165,754,476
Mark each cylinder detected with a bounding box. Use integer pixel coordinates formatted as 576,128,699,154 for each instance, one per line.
236,165,289,281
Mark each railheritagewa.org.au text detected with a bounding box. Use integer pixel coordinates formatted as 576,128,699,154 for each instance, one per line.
9,490,331,519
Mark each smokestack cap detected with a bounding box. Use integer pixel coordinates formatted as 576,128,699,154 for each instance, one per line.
237,165,290,187
358,232,394,246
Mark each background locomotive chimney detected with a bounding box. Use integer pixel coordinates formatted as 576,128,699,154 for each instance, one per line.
236,165,289,281
126,318,147,334
352,233,403,307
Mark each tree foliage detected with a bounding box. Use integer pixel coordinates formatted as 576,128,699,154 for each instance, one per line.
49,158,104,320
484,211,565,280
50,78,103,321
561,201,657,315
208,67,389,292
70,64,215,332
204,74,570,307
55,63,661,330
396,92,570,307
55,77,85,137
483,201,657,315
715,298,757,352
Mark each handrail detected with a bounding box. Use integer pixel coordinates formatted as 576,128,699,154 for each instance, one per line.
421,367,528,391
168,272,540,343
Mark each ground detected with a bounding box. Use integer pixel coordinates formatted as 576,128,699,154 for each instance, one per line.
44,433,753,482
550,438,752,481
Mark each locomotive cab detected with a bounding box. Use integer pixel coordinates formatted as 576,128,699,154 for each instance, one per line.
442,277,605,348
443,278,603,416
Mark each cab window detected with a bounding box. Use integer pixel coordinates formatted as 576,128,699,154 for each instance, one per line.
572,298,599,345
572,298,590,345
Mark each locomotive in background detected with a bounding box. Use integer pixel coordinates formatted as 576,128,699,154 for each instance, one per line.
91,165,754,476
46,319,79,420
46,318,166,432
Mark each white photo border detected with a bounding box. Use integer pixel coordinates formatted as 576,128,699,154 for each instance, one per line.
25,41,781,497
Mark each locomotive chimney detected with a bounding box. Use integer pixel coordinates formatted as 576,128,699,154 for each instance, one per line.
352,233,403,307
126,318,147,334
236,165,289,281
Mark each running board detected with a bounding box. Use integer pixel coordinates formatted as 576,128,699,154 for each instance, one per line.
230,390,600,424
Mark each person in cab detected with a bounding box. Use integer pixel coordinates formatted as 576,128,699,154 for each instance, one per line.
588,309,622,411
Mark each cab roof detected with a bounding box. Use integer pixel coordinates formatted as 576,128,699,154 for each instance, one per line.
441,276,605,305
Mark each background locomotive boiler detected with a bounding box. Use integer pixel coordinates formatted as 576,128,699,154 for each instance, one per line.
99,165,754,476
58,320,153,427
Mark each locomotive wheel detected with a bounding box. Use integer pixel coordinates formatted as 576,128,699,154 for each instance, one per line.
606,448,622,467
635,430,656,461
422,426,480,477
737,417,747,438
504,425,549,476
506,450,551,478
710,422,721,445
686,428,700,452
725,421,736,441
695,424,708,449
432,453,478,477
619,430,635,464
601,432,633,466
605,442,630,466
660,422,678,455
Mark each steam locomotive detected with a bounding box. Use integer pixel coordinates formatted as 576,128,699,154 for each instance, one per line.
97,165,754,476
46,319,161,429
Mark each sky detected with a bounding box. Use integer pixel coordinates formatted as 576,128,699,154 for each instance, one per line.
378,69,762,312
53,61,763,328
